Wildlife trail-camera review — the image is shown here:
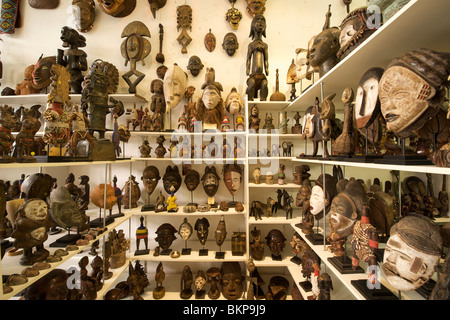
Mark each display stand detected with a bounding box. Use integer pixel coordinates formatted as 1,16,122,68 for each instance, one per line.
299,276,312,292
49,230,81,248
305,219,329,245
327,241,364,274
375,138,432,165
290,255,301,265
199,247,208,256
215,246,225,259
343,129,382,163
351,279,398,300
89,208,115,228
182,240,191,255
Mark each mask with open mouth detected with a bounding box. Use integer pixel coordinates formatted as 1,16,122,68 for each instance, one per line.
97,0,136,17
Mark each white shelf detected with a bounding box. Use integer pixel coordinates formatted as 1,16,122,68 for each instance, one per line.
126,205,246,217
0,158,135,169
248,182,300,189
1,212,132,300
132,157,246,163
285,0,450,112
125,131,247,137
292,157,450,175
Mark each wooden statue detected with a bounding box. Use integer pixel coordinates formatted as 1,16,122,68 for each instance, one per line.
308,6,340,78
246,14,269,101
11,199,53,265
0,105,17,162
270,69,286,101
58,26,88,94
121,21,151,94
15,65,41,95
67,105,94,157
180,265,194,299
121,175,141,209
153,262,166,299
334,87,356,156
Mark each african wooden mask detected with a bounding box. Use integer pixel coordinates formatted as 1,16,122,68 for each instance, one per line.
225,1,242,30
308,27,341,78
222,32,239,57
186,55,204,77
155,223,177,251
164,63,187,112
32,56,56,90
245,0,266,17
72,0,96,33
220,262,244,300
337,7,377,61
354,67,384,141
383,215,443,291
204,29,216,52
97,0,136,18
195,217,209,246
162,165,181,195
201,166,220,197
379,49,450,139
222,163,243,196
141,165,160,195
28,0,59,9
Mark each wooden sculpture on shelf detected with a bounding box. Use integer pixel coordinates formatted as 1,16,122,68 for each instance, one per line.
11,199,53,265
121,21,151,94
307,5,341,78
334,87,356,156
246,14,269,101
122,175,141,209
67,104,94,157
382,215,443,292
31,55,57,93
180,265,194,299
351,203,379,279
97,0,136,18
15,65,41,95
0,105,17,163
176,4,193,54
58,26,88,94
220,261,244,300
265,229,286,261
153,262,166,299
270,69,286,101
286,59,298,101
337,7,378,61
41,64,71,158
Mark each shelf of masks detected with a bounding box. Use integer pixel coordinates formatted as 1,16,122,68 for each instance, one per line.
127,242,247,264
290,223,425,300
101,269,293,301
126,205,247,217
284,0,450,113
0,158,135,170
119,130,247,137
0,212,133,300
291,157,450,175
0,93,148,107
